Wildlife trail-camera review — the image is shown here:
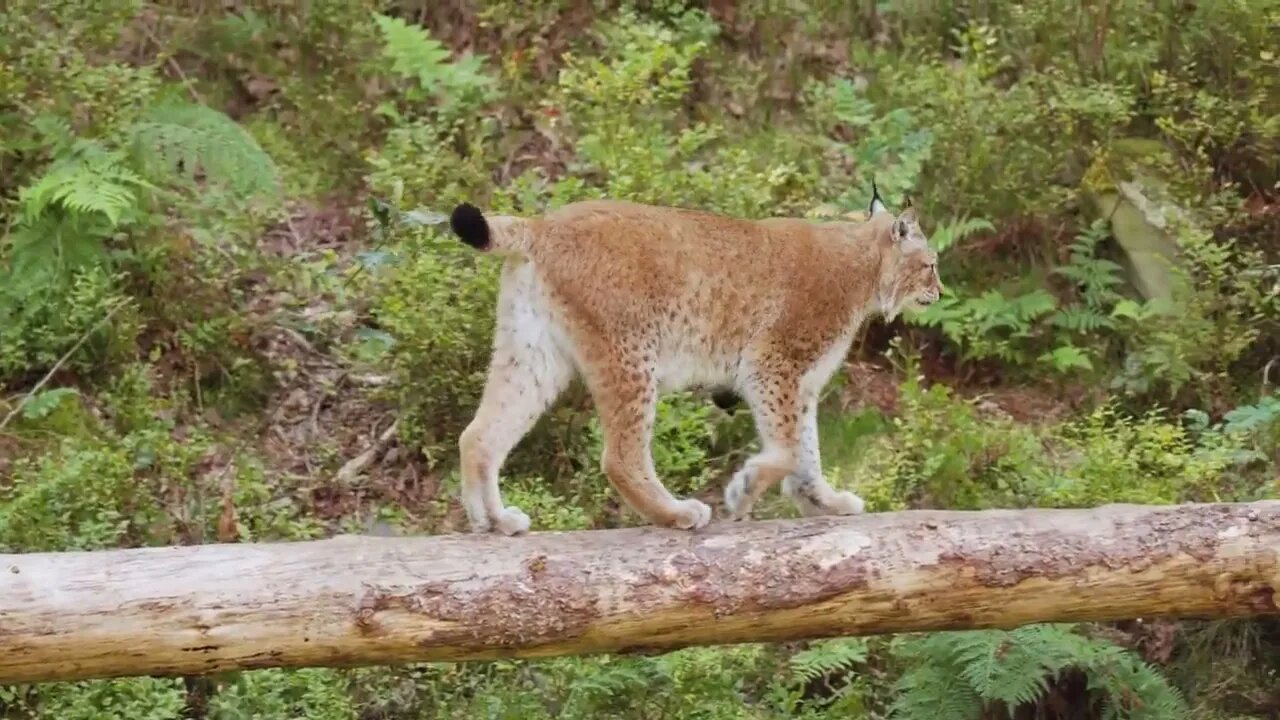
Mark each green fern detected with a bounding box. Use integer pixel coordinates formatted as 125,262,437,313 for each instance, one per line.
1051,219,1127,333
1084,643,1189,720
891,624,1188,719
931,215,996,253
890,662,983,720
4,102,277,302
372,13,497,115
913,288,1058,363
789,638,869,687
126,102,280,200
19,139,152,227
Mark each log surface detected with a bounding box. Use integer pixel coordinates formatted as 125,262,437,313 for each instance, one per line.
3,501,1279,684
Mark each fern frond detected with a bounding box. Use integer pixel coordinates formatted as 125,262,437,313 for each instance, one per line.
18,139,151,227
789,638,869,686
889,663,982,720
29,115,76,155
931,216,996,253
1082,641,1189,720
1051,306,1116,332
372,13,497,107
126,102,280,200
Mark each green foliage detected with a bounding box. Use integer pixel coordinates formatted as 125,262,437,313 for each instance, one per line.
1042,402,1242,507
0,365,319,552
208,668,356,720
19,137,151,228
365,224,500,458
3,0,1279,717
891,625,1188,720
126,102,281,201
914,287,1059,365
372,12,499,123
1,97,279,384
780,637,874,712
1222,394,1280,442
548,8,819,218
18,387,81,421
0,267,139,378
849,363,1249,513
805,76,934,209
12,678,185,720
1112,218,1279,402
928,216,996,254
848,369,1046,511
581,392,723,501
1050,220,1127,335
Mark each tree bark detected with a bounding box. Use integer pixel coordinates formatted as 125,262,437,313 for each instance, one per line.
3,501,1279,684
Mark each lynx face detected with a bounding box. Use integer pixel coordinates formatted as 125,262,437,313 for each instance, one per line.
880,207,942,317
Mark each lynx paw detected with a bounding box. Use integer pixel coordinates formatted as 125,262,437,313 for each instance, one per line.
723,471,753,520
671,499,712,530
494,506,532,536
827,490,866,516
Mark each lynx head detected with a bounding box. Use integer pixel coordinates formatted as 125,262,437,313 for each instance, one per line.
869,183,942,319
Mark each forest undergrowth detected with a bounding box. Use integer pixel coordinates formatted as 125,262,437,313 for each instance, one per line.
1,1,1279,718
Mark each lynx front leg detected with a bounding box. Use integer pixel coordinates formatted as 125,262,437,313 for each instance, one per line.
783,398,865,517
723,374,801,521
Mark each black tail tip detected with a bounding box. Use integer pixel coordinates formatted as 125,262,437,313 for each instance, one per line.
450,202,490,250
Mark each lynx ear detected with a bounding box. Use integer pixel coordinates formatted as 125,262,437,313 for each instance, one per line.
893,207,919,242
869,179,888,216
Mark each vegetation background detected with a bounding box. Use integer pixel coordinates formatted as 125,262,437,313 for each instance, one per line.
2,0,1279,717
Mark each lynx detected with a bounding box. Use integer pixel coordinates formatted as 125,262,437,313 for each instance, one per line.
450,186,941,535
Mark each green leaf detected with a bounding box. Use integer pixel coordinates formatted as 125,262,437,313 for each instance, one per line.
21,387,80,420
1222,395,1280,435
401,208,449,227
1040,345,1094,373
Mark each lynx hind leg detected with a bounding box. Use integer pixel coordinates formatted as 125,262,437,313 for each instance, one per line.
723,374,802,521
588,356,711,530
459,280,574,535
783,399,865,517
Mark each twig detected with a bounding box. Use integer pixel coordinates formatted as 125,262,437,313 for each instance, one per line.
0,300,130,431
335,420,399,485
139,20,203,104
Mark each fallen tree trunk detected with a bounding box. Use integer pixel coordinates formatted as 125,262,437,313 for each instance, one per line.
3,501,1279,684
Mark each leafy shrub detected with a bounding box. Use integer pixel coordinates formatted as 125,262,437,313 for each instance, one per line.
1112,217,1279,403
847,364,1248,513
802,75,934,211
1,95,280,383
365,222,500,458
372,12,500,125
846,371,1046,511
548,8,820,218
912,219,1130,375
208,668,356,720
6,678,185,720
577,392,724,504
1041,402,1241,507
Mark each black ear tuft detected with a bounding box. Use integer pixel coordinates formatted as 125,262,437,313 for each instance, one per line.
450,203,491,250
869,178,887,216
